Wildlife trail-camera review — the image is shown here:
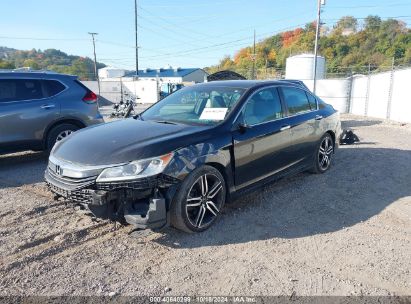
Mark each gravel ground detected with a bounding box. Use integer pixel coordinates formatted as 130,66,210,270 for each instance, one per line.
0,114,410,297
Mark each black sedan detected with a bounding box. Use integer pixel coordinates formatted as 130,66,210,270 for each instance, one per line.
45,80,341,233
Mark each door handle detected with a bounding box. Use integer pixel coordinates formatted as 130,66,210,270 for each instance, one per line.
280,125,291,131
40,104,56,109
315,115,323,120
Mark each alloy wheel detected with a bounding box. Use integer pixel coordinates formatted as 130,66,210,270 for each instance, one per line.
185,174,224,229
56,130,74,142
318,136,333,170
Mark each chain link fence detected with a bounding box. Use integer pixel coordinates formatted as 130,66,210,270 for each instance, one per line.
83,65,411,124
234,65,411,123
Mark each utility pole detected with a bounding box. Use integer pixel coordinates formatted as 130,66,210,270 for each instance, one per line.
313,0,325,94
252,29,256,79
88,32,100,96
386,57,395,119
134,0,139,77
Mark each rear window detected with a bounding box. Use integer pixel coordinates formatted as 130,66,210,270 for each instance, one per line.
281,87,312,115
43,80,66,97
306,92,318,110
74,80,92,93
0,79,44,102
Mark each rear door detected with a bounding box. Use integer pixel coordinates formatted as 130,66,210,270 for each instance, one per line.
279,86,320,164
232,87,294,188
0,78,61,151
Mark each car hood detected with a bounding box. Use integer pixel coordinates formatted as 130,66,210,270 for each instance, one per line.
52,118,212,166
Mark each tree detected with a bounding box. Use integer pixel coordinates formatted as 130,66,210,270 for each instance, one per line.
334,16,358,33
206,16,411,77
258,45,271,71
0,59,15,69
364,16,382,32
0,47,106,80
22,59,39,69
219,55,235,70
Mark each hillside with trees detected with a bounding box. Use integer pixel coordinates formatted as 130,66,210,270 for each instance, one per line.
0,47,105,80
205,16,411,79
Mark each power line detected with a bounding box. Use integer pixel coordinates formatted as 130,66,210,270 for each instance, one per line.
138,23,309,60
138,0,246,8
136,9,312,51
0,36,87,41
136,22,204,48
322,15,411,21
138,5,215,40
327,2,411,9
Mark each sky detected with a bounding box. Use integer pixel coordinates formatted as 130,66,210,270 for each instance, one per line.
1,0,410,70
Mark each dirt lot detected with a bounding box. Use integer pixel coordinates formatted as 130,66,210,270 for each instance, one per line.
0,114,410,296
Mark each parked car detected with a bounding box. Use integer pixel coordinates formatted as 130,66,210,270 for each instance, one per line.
45,80,341,233
0,71,104,154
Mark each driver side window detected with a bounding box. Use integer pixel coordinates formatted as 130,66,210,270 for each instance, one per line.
243,87,283,125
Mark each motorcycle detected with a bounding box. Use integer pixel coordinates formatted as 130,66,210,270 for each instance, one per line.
110,93,137,118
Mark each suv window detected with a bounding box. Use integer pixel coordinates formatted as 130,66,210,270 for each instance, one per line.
0,79,44,102
43,80,66,97
0,80,17,102
243,88,283,125
306,92,317,110
281,87,312,115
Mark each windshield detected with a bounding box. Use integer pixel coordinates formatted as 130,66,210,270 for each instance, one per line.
141,85,246,125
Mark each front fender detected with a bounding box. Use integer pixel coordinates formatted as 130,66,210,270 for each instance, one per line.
162,134,234,189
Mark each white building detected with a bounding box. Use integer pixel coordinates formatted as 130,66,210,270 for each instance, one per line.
96,67,207,104
123,67,207,83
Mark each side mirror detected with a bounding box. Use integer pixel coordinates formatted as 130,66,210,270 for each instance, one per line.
238,123,250,133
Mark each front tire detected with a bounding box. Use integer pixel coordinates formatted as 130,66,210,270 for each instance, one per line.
46,123,79,152
311,133,334,174
170,165,226,233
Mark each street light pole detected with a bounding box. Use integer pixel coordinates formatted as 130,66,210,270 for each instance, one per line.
134,0,139,77
252,29,256,79
88,32,100,96
313,0,323,94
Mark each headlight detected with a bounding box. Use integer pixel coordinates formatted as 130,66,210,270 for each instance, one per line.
96,152,173,183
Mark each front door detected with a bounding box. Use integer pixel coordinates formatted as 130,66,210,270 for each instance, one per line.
279,86,321,164
232,87,293,189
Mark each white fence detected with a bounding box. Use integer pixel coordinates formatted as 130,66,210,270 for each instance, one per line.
300,67,411,123
82,79,159,104
302,79,350,113
82,66,411,124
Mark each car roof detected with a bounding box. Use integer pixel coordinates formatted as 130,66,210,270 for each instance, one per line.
195,79,308,90
0,71,77,79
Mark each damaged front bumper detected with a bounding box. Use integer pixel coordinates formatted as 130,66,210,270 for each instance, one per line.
45,168,179,230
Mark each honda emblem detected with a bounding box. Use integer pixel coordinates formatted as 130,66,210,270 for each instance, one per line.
55,165,63,176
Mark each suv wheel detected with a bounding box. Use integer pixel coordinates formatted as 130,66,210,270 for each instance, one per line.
47,123,79,152
170,165,226,233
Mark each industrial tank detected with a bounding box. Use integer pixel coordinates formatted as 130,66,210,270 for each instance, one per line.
285,54,326,80
98,67,126,79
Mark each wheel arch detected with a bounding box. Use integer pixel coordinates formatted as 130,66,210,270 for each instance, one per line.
204,161,234,202
43,118,86,149
326,130,336,148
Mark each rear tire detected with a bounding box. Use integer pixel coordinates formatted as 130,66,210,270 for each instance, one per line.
310,133,334,174
46,123,79,152
170,165,226,233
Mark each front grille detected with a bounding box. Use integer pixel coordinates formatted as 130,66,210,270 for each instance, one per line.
94,174,180,191
47,182,94,204
47,167,96,191
69,189,94,204
95,176,158,191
